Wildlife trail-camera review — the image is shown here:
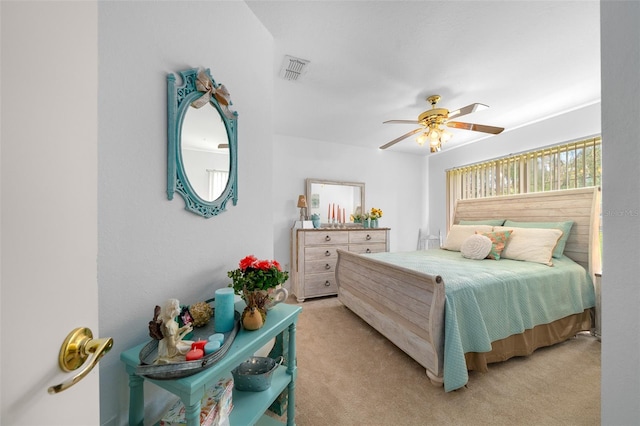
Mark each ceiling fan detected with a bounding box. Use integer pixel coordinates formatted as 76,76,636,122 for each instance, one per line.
380,95,504,152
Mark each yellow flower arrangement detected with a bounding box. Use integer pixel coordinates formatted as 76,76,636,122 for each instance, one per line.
370,207,383,219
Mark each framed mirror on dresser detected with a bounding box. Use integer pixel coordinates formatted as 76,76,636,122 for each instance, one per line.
305,178,365,226
291,179,390,302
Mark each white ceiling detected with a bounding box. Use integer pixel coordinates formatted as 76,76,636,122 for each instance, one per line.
245,1,601,156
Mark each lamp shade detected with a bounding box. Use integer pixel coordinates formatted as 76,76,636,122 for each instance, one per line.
297,195,308,208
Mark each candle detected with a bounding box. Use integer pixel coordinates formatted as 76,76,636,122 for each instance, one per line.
204,340,221,355
185,347,204,361
208,333,225,344
343,208,345,224
214,287,235,333
328,203,331,220
191,340,207,351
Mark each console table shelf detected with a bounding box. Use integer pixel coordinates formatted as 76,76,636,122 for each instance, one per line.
120,302,301,426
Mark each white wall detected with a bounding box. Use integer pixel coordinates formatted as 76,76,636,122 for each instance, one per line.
427,102,602,235
97,2,273,424
273,134,425,275
600,2,640,423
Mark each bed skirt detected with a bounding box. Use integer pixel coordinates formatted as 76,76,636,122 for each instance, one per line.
464,309,594,372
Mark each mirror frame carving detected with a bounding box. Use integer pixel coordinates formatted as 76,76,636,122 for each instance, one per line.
167,68,238,218
305,178,365,225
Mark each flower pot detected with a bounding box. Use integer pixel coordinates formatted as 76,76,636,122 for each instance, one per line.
371,219,379,228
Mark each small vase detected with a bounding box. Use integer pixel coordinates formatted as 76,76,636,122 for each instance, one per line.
242,305,265,330
371,219,379,228
241,289,270,330
363,219,370,228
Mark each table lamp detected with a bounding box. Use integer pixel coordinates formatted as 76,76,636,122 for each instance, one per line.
297,195,308,221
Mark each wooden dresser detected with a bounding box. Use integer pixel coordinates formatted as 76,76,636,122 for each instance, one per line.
290,227,390,302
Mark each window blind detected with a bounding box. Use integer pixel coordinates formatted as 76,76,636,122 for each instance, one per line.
446,136,601,228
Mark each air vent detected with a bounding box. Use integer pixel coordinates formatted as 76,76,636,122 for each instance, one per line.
279,55,310,81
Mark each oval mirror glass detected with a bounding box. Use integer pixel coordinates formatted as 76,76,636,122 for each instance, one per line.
167,68,238,218
181,104,230,201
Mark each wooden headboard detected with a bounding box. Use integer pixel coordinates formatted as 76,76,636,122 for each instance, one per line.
452,187,601,278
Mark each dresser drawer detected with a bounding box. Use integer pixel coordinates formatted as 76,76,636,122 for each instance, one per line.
304,231,349,246
304,245,348,262
305,258,338,274
348,243,387,254
304,273,338,297
348,230,387,244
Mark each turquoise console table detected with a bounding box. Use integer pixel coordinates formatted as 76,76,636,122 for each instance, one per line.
120,302,301,426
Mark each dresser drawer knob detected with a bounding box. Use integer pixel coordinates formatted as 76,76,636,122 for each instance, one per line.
325,250,331,256
324,280,331,287
325,235,331,241
366,248,371,253
366,234,372,240
325,264,331,270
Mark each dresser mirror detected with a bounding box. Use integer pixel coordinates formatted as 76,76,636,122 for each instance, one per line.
305,179,365,225
167,68,238,218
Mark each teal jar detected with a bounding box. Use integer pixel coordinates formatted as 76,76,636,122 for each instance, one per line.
362,219,370,228
370,219,379,228
311,214,321,229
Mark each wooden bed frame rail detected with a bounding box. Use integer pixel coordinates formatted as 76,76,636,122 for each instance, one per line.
336,249,446,384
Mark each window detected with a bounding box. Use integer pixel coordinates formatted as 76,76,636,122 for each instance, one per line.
207,169,229,201
446,136,601,227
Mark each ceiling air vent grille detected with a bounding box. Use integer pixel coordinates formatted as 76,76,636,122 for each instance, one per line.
280,55,310,81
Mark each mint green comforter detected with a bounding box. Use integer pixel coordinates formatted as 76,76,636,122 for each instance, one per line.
366,249,595,392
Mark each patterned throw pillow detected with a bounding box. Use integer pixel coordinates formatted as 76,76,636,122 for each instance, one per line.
478,230,512,260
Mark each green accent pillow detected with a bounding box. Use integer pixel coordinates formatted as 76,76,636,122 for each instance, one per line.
478,230,512,260
459,219,506,226
503,220,574,258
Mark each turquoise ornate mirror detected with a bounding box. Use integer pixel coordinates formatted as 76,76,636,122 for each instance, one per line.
167,68,238,218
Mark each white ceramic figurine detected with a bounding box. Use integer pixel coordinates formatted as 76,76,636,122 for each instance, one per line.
155,298,193,364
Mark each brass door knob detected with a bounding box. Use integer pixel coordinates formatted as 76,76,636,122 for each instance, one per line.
48,327,113,394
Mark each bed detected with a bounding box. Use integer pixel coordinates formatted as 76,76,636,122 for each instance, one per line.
335,187,601,392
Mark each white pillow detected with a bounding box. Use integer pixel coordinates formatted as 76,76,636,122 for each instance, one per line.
494,226,563,266
460,234,493,260
442,224,494,251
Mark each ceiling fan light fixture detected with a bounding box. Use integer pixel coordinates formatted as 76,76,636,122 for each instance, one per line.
416,132,428,146
440,129,453,143
381,95,503,152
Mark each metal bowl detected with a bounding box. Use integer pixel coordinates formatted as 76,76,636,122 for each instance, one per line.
231,356,283,392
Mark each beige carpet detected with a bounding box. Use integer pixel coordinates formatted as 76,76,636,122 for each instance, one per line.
274,296,600,426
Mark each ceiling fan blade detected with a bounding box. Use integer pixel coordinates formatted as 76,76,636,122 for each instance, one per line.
448,103,488,120
379,127,424,150
446,121,504,134
383,119,420,125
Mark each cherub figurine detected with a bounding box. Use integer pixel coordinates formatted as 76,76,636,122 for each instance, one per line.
154,298,194,364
